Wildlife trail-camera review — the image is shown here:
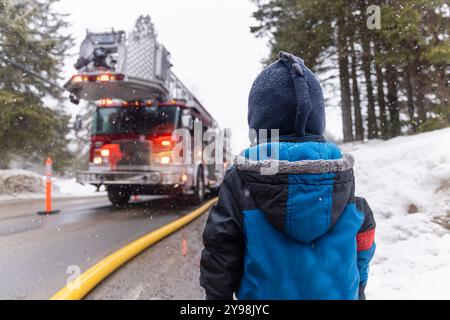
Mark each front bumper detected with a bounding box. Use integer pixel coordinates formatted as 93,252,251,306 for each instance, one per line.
76,170,184,186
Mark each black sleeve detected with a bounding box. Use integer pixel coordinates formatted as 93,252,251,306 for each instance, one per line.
355,197,376,233
200,169,245,300
359,283,367,300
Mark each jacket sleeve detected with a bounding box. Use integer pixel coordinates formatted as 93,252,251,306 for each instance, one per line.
355,197,376,300
200,169,245,300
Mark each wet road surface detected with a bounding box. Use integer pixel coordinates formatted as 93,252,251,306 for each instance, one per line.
86,212,208,300
0,196,197,299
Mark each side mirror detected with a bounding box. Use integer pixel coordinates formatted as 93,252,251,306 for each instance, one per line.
181,113,193,130
74,115,83,132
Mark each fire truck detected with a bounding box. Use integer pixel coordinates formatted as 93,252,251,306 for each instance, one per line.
66,16,229,206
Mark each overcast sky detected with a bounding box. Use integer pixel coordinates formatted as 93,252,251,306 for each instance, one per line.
55,0,342,152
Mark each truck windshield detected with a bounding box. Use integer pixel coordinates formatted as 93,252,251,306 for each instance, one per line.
93,106,179,135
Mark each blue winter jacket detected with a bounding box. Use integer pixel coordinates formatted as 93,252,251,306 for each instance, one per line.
200,140,376,300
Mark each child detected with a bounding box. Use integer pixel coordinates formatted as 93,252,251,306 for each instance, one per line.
200,52,376,300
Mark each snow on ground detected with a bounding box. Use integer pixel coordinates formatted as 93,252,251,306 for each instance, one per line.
342,128,450,299
0,170,104,201
54,178,106,197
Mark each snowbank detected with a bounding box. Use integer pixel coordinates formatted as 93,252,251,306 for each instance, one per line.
0,170,104,201
54,178,105,197
342,128,450,299
0,169,46,200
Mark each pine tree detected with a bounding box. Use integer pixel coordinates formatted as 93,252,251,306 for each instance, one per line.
0,0,74,172
251,0,449,140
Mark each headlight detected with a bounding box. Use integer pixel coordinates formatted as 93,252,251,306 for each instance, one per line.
100,149,110,157
93,156,103,165
160,156,171,164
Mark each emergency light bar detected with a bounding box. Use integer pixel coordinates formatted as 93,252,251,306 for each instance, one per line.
96,98,193,108
71,73,125,83
97,98,156,107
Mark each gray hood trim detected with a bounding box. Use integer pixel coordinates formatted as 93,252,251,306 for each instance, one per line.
235,153,354,174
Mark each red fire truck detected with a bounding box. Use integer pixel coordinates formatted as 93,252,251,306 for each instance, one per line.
66,16,229,206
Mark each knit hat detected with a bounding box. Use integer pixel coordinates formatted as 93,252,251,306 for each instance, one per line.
248,51,326,138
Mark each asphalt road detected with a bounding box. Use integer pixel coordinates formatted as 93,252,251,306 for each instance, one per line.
0,195,197,300
86,211,208,300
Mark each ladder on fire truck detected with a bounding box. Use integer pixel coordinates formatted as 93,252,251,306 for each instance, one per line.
64,15,215,127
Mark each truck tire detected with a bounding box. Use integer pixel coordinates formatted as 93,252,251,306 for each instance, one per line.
187,167,205,205
107,185,131,206
209,186,219,198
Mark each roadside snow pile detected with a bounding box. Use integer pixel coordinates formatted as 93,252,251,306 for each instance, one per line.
54,178,106,197
342,128,450,299
0,170,104,201
0,169,46,199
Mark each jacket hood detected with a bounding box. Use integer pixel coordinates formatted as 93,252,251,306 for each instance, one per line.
235,142,355,243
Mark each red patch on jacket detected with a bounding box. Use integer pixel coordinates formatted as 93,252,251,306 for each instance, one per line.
357,229,375,251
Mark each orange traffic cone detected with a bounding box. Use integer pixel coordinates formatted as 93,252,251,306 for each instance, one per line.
37,157,60,215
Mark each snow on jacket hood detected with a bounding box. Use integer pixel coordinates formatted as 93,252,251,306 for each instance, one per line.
235,141,355,243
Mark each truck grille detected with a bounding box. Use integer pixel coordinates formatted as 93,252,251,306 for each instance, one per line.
112,139,152,171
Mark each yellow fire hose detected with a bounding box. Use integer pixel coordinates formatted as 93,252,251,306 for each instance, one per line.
50,198,218,300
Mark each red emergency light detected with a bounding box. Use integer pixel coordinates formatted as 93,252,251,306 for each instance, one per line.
97,74,111,82
72,75,84,83
71,73,125,84
99,98,114,107
98,99,156,108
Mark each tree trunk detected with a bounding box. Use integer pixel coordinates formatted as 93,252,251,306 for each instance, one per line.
436,64,450,116
361,36,378,139
412,43,427,126
385,64,401,137
337,18,354,142
414,64,427,125
351,48,364,141
375,63,389,139
405,65,416,132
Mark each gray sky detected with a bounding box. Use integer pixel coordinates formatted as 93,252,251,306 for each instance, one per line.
55,0,342,151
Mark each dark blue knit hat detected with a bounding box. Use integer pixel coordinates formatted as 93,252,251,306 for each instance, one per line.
248,51,326,137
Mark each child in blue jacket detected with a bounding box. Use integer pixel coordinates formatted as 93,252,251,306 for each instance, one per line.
200,52,376,300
